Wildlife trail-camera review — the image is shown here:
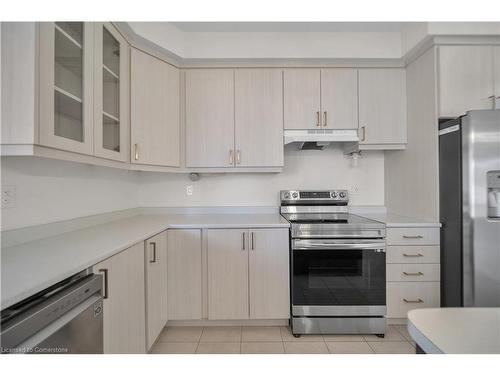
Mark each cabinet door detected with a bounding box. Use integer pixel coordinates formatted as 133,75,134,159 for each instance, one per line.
93,22,129,162
167,229,203,320
94,242,146,353
358,68,407,145
248,229,290,319
494,46,500,105
185,69,235,168
145,231,168,350
234,69,284,167
283,69,321,129
438,46,495,117
207,229,249,319
131,48,180,166
320,69,358,129
39,22,94,154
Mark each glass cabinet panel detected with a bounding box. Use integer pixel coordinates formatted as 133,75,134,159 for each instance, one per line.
101,26,120,152
54,22,84,142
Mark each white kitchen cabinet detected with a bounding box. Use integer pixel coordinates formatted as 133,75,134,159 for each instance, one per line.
207,229,249,320
438,45,495,117
93,22,129,162
145,231,168,350
320,69,359,129
131,48,180,167
235,69,284,167
283,69,321,129
39,22,94,155
387,282,440,318
248,229,290,319
185,69,235,168
93,242,146,353
167,229,203,320
358,68,407,147
494,46,500,106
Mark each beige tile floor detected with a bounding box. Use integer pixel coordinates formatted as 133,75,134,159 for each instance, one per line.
150,325,416,354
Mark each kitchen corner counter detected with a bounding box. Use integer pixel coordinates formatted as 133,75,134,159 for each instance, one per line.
408,308,500,354
1,212,289,309
355,212,441,228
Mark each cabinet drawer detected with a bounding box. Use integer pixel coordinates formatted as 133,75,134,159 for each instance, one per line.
387,282,440,318
386,227,439,246
387,264,440,282
386,245,440,264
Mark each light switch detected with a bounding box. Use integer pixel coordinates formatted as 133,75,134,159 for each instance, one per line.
1,185,17,208
186,185,193,196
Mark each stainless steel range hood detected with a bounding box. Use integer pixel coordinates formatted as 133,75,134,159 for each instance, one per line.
284,129,359,150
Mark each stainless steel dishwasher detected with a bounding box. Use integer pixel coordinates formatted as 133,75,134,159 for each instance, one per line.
1,271,103,354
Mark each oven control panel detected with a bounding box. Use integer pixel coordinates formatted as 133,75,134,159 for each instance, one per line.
280,190,348,203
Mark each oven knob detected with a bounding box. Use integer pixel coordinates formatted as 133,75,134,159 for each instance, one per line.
331,192,338,198
283,192,290,199
339,191,346,198
292,192,298,199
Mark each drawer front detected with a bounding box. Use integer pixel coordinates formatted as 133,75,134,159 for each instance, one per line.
387,264,440,282
386,245,440,264
386,227,440,246
387,282,440,318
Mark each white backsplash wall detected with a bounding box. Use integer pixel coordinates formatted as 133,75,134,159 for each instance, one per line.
1,157,140,231
138,145,385,207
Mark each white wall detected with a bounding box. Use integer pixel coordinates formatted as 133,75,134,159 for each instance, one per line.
1,157,140,230
138,145,385,208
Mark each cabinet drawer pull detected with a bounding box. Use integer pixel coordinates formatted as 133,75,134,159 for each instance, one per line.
403,298,424,303
360,126,366,142
316,111,320,127
323,111,327,127
236,150,241,164
242,232,246,251
229,150,234,165
251,232,255,250
403,253,424,257
149,242,157,263
488,95,496,99
402,235,423,239
403,271,424,276
134,143,139,160
99,268,109,299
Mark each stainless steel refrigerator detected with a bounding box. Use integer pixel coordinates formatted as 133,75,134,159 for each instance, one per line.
439,110,500,307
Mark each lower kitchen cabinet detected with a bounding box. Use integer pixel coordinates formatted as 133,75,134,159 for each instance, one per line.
93,242,146,353
167,229,203,320
207,228,290,320
145,231,168,350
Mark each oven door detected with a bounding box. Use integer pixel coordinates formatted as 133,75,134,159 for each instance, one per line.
291,239,386,316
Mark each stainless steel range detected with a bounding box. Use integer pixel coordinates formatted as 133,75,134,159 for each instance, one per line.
280,190,387,337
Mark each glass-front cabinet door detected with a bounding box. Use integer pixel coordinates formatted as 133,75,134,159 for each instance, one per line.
93,22,129,161
39,22,94,154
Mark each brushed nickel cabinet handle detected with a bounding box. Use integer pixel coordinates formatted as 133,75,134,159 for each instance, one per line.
323,111,327,127
403,253,424,257
360,126,366,142
403,271,424,276
236,150,241,164
403,235,423,239
316,111,320,127
242,232,246,250
403,298,424,303
488,95,496,99
251,232,255,250
99,268,109,299
229,150,234,165
149,242,157,263
134,143,139,160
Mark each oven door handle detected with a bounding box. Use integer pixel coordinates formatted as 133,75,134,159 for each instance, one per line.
292,240,386,251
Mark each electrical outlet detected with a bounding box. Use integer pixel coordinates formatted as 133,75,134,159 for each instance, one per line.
186,185,193,196
1,185,17,208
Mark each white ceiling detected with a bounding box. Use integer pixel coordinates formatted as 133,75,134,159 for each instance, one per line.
170,22,404,33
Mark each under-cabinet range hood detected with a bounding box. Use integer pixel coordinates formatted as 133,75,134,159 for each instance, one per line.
284,129,359,150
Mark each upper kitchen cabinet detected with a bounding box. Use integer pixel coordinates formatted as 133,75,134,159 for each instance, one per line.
39,22,94,154
358,68,407,148
283,68,358,130
93,23,130,162
283,69,321,129
185,69,235,168
131,48,180,167
234,69,284,167
438,45,496,118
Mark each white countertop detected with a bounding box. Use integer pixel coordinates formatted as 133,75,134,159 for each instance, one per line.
1,213,289,309
408,308,500,354
353,211,441,228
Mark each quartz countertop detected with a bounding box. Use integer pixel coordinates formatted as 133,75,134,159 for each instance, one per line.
408,308,500,354
1,212,289,309
354,212,441,228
